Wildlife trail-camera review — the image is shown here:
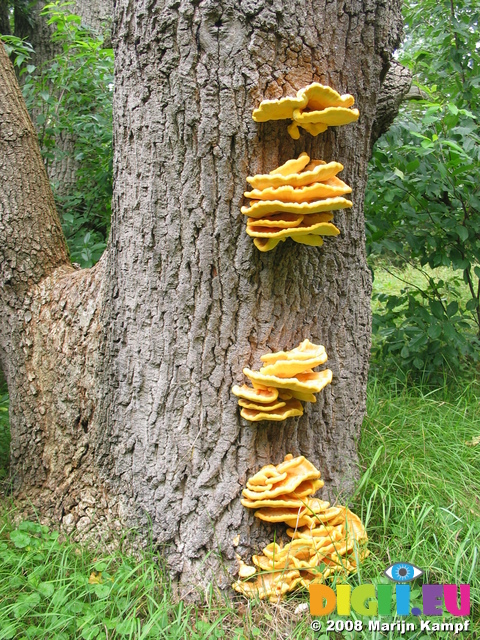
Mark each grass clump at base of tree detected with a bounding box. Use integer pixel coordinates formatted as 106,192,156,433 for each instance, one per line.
0,377,478,640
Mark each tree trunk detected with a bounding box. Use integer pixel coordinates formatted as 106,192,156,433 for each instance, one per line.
16,0,113,195
0,0,10,35
1,0,402,593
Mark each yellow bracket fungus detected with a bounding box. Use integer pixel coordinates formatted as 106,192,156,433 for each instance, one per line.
252,237,283,252
298,83,355,110
259,353,328,378
241,196,351,219
241,454,321,501
244,368,333,394
293,106,360,126
252,94,308,122
242,154,351,251
252,82,359,138
246,161,344,190
231,384,278,403
269,152,310,175
261,339,326,363
233,453,369,601
237,398,286,411
240,495,308,509
245,176,352,202
245,219,340,241
233,340,332,421
240,398,303,422
246,212,306,228
292,235,325,246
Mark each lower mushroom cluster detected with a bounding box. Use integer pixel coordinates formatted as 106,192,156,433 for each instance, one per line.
232,340,332,422
232,454,369,603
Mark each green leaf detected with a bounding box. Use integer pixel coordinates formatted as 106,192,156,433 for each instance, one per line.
93,584,111,599
446,301,458,317
428,324,442,339
456,225,469,242
10,530,31,548
429,300,445,320
466,298,479,311
37,582,55,598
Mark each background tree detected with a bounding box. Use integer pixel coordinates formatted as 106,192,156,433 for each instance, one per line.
366,0,480,379
0,0,402,591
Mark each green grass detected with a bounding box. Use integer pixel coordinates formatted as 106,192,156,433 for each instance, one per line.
0,376,478,639
0,269,478,638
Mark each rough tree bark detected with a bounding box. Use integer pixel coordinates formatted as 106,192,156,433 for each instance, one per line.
0,0,403,592
371,59,412,149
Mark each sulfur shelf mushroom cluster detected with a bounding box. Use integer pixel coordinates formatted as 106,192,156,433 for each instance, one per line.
232,454,369,603
242,153,351,252
252,82,359,139
232,340,332,422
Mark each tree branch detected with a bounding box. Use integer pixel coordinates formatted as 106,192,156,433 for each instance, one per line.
0,43,70,294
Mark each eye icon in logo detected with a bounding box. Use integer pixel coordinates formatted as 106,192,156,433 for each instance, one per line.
384,562,423,583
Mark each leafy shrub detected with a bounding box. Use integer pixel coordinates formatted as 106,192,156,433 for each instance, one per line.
366,0,480,379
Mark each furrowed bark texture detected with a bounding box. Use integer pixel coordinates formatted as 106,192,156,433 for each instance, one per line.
371,59,412,149
0,47,121,538
96,0,402,590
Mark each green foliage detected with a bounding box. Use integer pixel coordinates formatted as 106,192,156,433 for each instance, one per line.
1,34,34,69
366,0,480,379
3,2,113,268
0,377,478,638
354,377,480,635
0,517,195,639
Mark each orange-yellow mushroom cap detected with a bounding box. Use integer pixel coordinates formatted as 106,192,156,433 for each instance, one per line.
252,94,308,122
246,213,305,229
243,367,333,394
245,176,352,202
240,398,303,422
246,160,344,190
253,237,284,252
270,152,310,175
231,384,278,403
298,83,356,110
261,339,327,363
259,354,328,378
292,235,326,246
294,106,360,127
245,219,340,241
237,398,287,411
241,197,352,218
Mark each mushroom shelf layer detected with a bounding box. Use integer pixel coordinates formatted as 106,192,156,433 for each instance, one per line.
243,153,350,252
233,339,332,422
252,82,359,139
232,454,369,602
